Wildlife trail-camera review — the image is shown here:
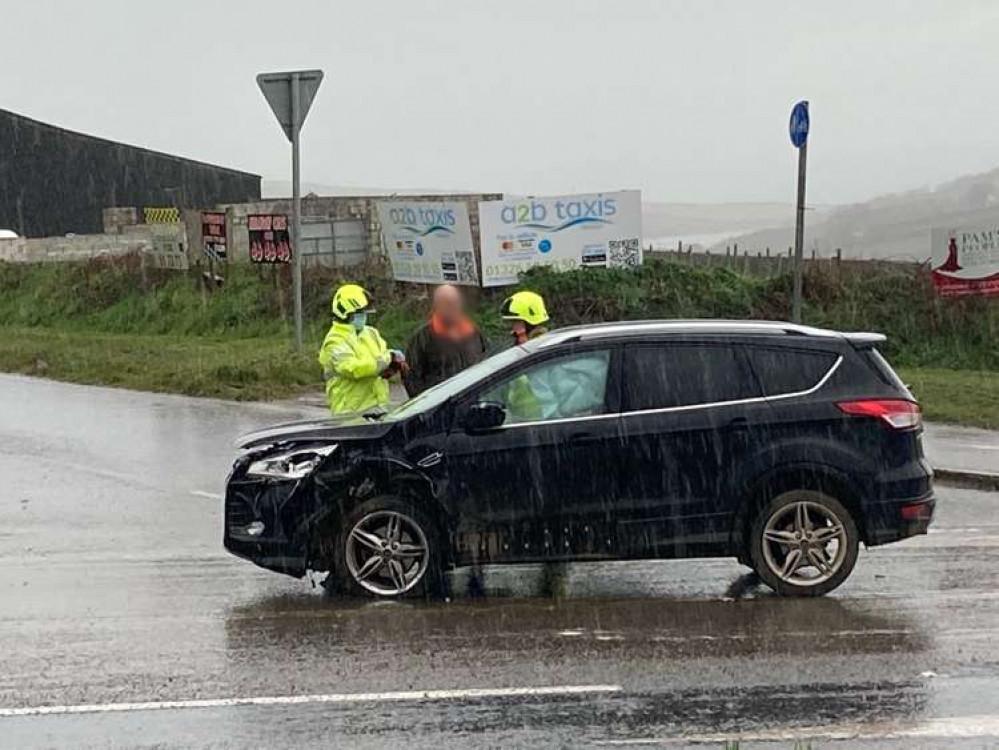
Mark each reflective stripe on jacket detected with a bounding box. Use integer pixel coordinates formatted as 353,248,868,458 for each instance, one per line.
317,322,390,414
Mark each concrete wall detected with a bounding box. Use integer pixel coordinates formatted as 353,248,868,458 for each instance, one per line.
0,193,502,273
0,233,150,263
0,108,261,237
219,193,502,264
0,222,188,269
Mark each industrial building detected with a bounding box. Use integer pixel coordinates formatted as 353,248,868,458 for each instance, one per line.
0,108,260,238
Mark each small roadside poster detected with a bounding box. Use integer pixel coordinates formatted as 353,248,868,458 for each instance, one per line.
930,223,999,297
248,214,292,264
202,212,227,262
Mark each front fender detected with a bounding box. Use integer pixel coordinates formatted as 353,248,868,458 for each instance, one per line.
299,450,452,568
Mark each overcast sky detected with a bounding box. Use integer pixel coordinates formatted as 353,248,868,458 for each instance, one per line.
2,1,997,206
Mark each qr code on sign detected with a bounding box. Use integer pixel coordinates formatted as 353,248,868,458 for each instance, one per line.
455,251,478,283
609,238,641,268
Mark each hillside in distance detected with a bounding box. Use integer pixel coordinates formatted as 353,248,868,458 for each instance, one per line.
264,168,999,262
716,167,999,261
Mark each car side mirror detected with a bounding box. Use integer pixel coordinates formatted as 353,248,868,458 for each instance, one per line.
464,401,507,432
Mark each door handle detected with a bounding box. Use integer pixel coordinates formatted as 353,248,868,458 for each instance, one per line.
726,417,749,430
569,431,597,445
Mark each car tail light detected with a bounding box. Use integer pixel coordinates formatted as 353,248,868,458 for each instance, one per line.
836,399,922,430
900,501,933,521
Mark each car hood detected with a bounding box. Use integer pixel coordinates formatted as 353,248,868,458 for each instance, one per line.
235,414,395,449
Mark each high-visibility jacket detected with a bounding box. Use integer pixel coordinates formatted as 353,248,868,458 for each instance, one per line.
318,322,391,415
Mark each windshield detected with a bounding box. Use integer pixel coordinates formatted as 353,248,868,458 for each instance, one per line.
385,345,528,420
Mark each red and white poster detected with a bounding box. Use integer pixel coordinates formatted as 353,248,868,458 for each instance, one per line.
201,211,227,261
930,223,999,297
248,214,292,264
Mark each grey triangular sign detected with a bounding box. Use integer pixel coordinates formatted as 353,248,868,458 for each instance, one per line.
257,69,324,142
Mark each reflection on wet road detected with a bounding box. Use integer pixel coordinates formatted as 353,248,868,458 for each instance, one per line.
1,374,998,748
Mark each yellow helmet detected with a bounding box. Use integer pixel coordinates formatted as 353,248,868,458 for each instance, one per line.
331,284,374,320
500,290,549,327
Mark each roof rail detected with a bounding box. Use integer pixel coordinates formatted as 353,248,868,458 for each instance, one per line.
531,319,879,349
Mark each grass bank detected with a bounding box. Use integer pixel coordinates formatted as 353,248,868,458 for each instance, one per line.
897,368,999,430
0,327,316,401
0,258,996,427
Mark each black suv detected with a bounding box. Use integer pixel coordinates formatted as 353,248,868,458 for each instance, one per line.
224,321,933,598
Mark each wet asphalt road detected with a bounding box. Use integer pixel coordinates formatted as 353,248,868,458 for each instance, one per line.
1,374,999,749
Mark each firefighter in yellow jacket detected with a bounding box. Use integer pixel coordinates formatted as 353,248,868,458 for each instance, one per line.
318,284,401,415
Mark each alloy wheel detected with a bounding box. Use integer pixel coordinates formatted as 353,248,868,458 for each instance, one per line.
761,500,848,587
344,510,429,596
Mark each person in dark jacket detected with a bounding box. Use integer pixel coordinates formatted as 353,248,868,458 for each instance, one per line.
403,284,488,397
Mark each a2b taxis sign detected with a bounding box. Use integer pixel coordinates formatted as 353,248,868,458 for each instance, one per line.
478,190,643,287
378,201,478,285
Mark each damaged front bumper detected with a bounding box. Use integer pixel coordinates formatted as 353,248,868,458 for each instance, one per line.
223,467,310,578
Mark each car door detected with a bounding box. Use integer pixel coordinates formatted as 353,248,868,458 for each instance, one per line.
615,339,765,558
444,345,621,563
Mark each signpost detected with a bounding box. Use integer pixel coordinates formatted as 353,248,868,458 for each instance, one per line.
789,100,809,323
257,69,324,351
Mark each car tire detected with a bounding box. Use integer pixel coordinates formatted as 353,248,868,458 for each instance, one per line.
749,489,859,597
331,496,444,600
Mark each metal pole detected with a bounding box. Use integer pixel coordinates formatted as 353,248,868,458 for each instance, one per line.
291,73,304,352
791,141,808,323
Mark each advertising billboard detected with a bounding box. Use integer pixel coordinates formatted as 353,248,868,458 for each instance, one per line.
378,201,478,285
931,222,999,297
478,190,643,287
201,211,227,262
248,214,292,264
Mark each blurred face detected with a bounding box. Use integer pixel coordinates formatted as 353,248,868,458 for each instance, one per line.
510,319,528,343
432,285,463,325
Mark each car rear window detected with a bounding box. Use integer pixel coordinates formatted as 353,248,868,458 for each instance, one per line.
866,348,912,394
744,346,838,396
623,344,759,410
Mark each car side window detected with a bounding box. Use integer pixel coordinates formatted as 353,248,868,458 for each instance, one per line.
743,346,838,396
623,343,759,411
480,350,611,425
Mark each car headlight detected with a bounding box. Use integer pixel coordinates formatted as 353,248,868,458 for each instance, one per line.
247,444,338,480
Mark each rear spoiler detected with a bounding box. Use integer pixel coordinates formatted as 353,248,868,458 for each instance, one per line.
843,332,887,349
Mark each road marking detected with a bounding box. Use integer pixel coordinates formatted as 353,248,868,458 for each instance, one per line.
0,684,622,718
601,713,999,745
190,490,223,500
950,443,999,451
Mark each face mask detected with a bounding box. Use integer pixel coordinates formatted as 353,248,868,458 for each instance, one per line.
350,312,368,331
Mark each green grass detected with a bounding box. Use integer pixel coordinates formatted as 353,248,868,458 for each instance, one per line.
0,326,995,429
1,258,997,427
899,367,999,430
0,326,318,401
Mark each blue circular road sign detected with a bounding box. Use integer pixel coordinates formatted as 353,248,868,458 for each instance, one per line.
789,100,810,148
